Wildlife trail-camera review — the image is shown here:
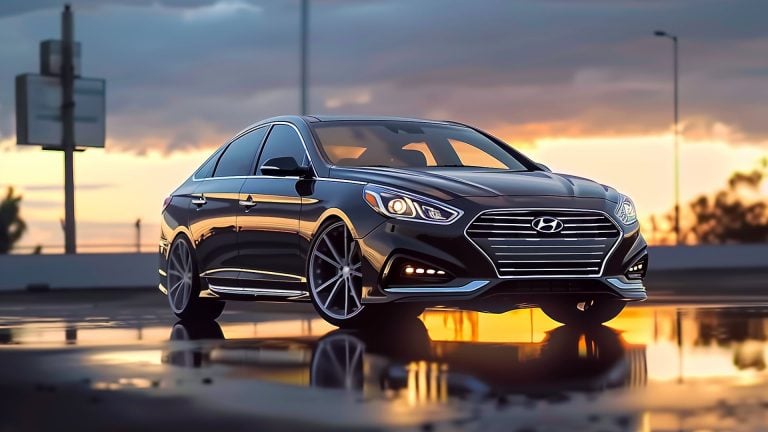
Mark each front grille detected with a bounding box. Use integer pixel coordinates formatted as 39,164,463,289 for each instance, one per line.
466,209,621,277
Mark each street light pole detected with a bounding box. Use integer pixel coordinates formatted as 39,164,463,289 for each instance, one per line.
654,30,680,245
300,0,309,115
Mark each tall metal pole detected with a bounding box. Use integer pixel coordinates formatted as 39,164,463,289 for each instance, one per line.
300,0,308,115
673,36,680,245
654,30,681,245
62,4,77,254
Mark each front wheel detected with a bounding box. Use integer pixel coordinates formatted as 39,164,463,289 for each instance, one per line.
540,297,625,327
307,220,423,328
166,236,225,321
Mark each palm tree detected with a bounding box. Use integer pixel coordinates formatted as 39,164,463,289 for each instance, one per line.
0,187,27,254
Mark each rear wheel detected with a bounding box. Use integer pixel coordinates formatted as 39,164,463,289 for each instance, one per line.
540,297,625,327
308,220,423,328
166,236,225,321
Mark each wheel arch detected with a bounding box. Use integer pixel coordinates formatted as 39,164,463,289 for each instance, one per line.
167,227,195,257
312,208,364,239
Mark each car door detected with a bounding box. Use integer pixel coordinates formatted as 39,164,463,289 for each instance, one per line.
188,126,268,289
236,123,309,293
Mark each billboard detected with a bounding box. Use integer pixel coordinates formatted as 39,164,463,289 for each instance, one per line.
15,73,105,148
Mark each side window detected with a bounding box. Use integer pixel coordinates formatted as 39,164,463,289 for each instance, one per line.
256,124,308,175
194,149,222,179
213,127,268,177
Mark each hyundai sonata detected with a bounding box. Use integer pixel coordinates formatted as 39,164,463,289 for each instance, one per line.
159,116,647,327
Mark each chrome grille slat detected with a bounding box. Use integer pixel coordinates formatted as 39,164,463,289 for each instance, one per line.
498,259,602,263
499,267,600,271
466,209,622,278
490,244,605,248
496,252,603,256
487,237,610,241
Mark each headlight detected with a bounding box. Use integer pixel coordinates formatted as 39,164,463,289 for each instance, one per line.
615,194,638,225
363,185,462,224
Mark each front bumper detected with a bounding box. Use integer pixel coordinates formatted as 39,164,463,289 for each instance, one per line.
357,196,647,307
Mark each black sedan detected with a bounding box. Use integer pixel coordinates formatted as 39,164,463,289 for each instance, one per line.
159,116,647,327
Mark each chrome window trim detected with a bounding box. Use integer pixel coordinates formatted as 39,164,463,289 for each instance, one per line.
384,280,489,293
191,175,365,184
463,208,624,279
192,121,317,181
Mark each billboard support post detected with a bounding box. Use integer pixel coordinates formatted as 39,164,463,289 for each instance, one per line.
61,4,76,254
15,4,105,255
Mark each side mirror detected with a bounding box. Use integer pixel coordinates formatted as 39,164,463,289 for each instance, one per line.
260,157,312,178
535,162,552,172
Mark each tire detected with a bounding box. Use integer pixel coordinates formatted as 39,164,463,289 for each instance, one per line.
166,235,225,321
540,297,625,327
307,220,423,328
170,320,225,341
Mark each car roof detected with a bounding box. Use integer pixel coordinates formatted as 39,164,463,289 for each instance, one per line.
303,115,463,126
233,115,469,140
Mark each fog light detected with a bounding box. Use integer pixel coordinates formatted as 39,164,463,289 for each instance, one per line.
386,258,454,286
625,254,648,280
402,265,447,278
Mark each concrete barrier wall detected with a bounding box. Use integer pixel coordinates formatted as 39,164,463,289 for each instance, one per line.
0,253,158,291
0,245,765,292
649,245,768,270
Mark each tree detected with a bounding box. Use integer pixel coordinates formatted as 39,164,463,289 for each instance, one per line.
681,164,768,244
0,187,27,254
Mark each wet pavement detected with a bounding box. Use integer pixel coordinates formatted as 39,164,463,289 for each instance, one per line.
1,290,768,431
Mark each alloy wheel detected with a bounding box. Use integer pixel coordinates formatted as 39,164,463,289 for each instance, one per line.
309,222,364,320
167,239,194,313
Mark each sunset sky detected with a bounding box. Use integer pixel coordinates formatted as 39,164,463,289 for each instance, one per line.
0,0,766,251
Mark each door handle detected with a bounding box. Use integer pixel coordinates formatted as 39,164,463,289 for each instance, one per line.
239,197,257,209
191,196,207,207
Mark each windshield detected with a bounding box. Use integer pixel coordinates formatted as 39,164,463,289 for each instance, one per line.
311,121,531,171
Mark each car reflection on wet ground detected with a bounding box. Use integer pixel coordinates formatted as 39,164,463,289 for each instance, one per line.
1,291,768,431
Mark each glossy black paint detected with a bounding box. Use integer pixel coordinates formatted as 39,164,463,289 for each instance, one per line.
159,115,647,310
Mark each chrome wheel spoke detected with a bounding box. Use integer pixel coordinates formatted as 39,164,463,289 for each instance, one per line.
323,236,343,265
343,278,349,316
170,278,184,292
315,251,342,268
324,278,344,309
170,255,182,273
315,273,342,292
348,281,361,308
347,241,357,263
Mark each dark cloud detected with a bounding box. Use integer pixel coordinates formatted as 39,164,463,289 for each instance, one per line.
0,0,767,153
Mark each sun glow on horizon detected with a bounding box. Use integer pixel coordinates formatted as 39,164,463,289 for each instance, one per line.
1,131,765,251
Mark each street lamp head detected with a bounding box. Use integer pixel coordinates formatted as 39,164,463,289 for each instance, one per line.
654,30,667,37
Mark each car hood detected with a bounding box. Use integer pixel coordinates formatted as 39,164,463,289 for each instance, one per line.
330,167,619,202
